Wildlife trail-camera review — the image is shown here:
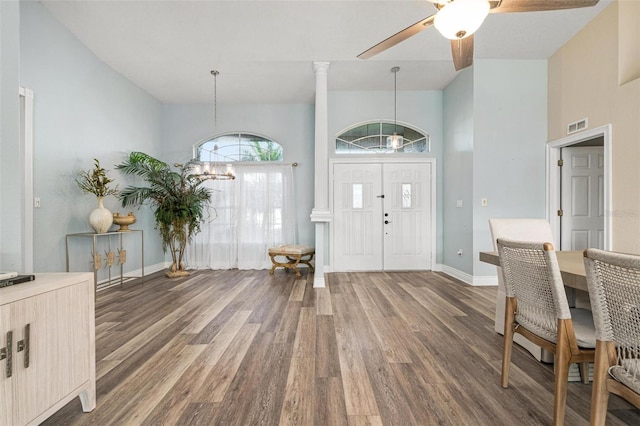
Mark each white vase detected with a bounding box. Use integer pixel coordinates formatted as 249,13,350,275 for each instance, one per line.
89,197,113,234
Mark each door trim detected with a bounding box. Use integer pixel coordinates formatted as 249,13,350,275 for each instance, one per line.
329,157,437,271
546,124,612,250
19,87,34,273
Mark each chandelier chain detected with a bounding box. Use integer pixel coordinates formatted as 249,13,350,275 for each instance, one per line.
211,70,219,128
392,66,400,134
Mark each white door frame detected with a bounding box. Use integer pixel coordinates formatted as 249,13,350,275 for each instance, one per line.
546,124,612,250
19,87,34,272
329,157,437,271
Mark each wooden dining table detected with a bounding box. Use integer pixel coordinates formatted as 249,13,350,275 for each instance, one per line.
479,250,587,292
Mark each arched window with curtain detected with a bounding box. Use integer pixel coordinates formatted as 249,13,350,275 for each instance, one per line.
187,133,295,270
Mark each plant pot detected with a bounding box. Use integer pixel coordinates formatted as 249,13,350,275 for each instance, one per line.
113,212,136,232
165,270,190,278
89,197,113,234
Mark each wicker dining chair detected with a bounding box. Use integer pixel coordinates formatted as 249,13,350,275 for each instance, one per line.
497,238,596,426
489,218,556,362
583,248,640,425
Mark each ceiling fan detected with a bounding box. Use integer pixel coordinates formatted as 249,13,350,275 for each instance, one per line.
358,0,599,71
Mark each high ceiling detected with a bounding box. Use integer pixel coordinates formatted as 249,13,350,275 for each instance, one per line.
41,0,610,104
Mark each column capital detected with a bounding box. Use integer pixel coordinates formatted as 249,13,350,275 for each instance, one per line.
313,61,331,73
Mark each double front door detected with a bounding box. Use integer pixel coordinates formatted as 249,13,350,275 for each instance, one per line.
333,162,433,271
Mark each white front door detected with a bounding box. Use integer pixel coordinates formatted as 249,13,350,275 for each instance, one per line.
333,163,383,271
333,162,432,271
560,146,605,250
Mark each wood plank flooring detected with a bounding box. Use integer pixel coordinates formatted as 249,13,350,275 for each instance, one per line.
43,269,640,425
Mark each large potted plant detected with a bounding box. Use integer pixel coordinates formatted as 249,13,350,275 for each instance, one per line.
116,152,211,278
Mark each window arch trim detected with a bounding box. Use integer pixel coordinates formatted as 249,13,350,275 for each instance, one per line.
335,120,430,154
194,132,284,163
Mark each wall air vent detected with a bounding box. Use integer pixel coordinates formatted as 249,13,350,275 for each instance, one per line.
567,118,588,135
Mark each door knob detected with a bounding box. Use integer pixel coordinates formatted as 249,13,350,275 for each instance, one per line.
384,220,391,224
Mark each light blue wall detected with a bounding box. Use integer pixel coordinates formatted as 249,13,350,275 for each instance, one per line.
472,60,548,276
442,61,548,278
19,2,164,274
327,90,445,264
443,69,475,273
161,103,316,246
3,1,548,282
0,0,22,271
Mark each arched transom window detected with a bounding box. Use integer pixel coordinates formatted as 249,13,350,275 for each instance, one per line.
196,133,283,162
336,121,430,154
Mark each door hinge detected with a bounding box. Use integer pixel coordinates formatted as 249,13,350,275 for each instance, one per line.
557,159,564,167
557,209,564,217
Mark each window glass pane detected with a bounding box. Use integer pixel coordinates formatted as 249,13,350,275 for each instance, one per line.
402,183,412,208
353,184,363,209
336,121,429,154
196,133,283,162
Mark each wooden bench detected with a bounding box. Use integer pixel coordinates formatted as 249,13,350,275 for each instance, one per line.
268,245,315,277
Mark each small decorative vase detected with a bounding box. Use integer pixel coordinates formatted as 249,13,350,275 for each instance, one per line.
112,212,137,232
89,197,113,234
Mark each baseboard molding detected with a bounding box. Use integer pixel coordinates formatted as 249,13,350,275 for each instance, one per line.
432,263,444,272
96,262,167,291
472,276,499,286
441,265,498,287
313,275,326,288
442,265,473,285
124,261,167,278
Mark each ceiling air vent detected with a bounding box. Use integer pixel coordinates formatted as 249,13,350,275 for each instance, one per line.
567,118,588,135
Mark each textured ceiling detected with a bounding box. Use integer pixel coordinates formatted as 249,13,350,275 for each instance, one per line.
41,0,611,104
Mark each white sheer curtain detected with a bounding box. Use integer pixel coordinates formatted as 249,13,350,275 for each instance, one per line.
186,163,296,270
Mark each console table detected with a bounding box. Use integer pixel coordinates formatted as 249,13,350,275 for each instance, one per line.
66,230,144,290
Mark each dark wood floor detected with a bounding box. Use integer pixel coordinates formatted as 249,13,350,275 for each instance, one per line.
44,269,640,425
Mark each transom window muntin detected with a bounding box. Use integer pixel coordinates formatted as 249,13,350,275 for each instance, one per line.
336,121,430,154
196,133,283,162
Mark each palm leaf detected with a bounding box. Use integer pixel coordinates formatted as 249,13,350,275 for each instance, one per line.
116,152,213,270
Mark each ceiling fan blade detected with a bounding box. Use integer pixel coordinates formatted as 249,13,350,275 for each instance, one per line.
490,0,598,13
451,36,474,71
358,15,436,59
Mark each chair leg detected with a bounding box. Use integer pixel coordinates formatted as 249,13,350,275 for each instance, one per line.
501,297,515,388
590,342,612,426
579,362,590,385
553,322,571,426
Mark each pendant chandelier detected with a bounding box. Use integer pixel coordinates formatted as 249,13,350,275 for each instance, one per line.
387,66,403,151
191,69,235,180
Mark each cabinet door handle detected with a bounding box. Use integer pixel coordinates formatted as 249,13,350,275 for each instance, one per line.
17,324,30,369
1,331,12,378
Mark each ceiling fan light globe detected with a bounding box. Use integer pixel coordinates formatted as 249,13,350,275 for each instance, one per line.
434,0,490,40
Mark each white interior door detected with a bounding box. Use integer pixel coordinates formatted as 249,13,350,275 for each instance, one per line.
383,163,432,270
561,146,605,250
333,162,432,271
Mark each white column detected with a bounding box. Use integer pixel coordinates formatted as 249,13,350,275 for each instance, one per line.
310,61,331,288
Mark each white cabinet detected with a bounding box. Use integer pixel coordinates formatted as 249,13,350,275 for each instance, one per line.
0,273,96,425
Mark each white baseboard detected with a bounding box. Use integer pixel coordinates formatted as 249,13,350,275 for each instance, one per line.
313,275,326,288
123,261,167,278
96,262,167,291
442,265,474,285
432,263,444,272
441,265,498,286
472,276,499,286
